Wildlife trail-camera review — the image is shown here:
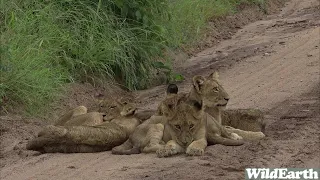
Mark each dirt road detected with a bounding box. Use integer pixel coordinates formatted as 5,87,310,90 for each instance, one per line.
1,0,319,179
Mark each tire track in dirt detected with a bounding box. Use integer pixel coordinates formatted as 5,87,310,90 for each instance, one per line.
225,27,319,109
1,0,319,179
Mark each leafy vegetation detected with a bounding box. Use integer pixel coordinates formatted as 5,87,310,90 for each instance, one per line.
0,0,265,115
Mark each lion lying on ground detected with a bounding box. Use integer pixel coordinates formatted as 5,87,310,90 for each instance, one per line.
221,108,265,132
134,75,266,135
156,99,208,157
27,72,264,153
190,72,265,141
112,84,180,155
53,98,131,126
26,101,140,153
156,96,246,157
112,85,244,156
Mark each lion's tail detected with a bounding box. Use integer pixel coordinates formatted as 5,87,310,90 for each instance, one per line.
225,126,265,141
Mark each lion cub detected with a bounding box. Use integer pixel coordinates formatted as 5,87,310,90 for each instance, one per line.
54,98,132,127
27,101,140,153
156,83,180,116
96,101,140,136
156,99,208,157
112,85,180,155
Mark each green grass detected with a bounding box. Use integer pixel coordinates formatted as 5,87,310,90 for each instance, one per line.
163,0,236,46
163,0,265,47
0,0,265,116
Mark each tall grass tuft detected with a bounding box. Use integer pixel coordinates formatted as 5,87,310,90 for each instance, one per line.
163,0,265,47
0,1,67,114
1,0,265,115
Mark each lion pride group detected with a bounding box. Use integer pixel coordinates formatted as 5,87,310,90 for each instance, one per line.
27,72,265,158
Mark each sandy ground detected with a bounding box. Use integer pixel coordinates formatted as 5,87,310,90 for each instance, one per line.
1,0,319,179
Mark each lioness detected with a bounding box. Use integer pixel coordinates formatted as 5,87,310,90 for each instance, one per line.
26,102,140,153
187,72,265,141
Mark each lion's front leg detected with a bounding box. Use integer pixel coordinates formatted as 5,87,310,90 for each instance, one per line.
156,140,184,158
186,138,207,156
142,124,165,153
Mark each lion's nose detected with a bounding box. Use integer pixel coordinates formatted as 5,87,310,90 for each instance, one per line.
182,141,188,146
181,138,189,146
224,97,230,101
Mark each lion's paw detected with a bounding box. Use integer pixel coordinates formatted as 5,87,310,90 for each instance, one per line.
230,133,243,140
186,146,204,156
156,145,178,158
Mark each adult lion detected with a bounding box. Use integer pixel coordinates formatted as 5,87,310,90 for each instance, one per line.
188,72,265,141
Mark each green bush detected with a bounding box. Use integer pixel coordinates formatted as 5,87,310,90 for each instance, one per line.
0,0,265,115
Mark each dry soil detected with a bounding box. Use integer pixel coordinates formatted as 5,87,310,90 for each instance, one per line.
0,0,319,179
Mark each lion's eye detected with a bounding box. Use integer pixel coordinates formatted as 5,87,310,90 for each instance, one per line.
213,87,219,92
189,124,194,129
174,125,181,130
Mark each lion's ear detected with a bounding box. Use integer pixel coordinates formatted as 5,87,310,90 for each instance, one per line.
209,71,219,80
123,107,137,116
188,100,203,118
97,99,104,106
193,100,203,111
192,75,205,93
167,84,179,94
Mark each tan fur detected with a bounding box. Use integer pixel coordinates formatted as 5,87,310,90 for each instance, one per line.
62,112,105,126
156,93,185,117
112,78,251,156
99,102,140,136
156,97,246,158
221,108,266,132
156,100,208,157
54,106,88,126
27,102,141,153
98,98,130,121
224,126,265,141
27,123,127,153
134,109,157,121
111,93,183,155
190,72,265,141
54,98,135,127
112,115,166,155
